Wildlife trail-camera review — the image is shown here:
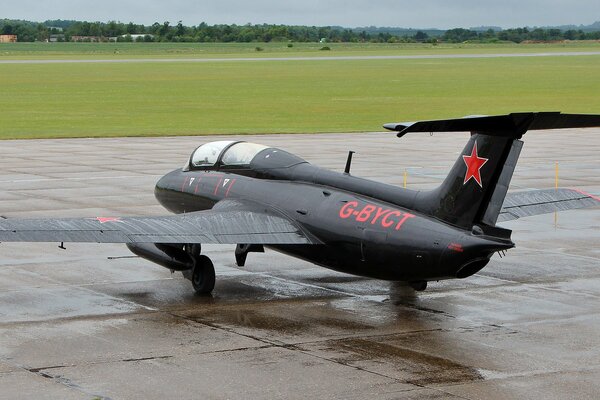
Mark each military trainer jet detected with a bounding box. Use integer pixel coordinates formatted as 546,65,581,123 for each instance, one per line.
1,112,599,294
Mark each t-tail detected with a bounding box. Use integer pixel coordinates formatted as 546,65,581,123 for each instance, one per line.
384,112,600,232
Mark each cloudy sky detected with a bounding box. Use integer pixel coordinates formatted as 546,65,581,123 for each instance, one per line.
3,0,599,28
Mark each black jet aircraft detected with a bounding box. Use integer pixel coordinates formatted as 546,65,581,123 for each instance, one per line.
1,112,599,294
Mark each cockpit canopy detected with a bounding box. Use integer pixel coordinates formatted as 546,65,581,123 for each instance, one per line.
190,140,236,167
187,141,305,171
190,141,269,168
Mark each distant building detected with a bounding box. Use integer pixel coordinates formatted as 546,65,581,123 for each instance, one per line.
48,34,65,43
71,36,102,42
113,34,154,42
129,34,153,41
0,35,17,43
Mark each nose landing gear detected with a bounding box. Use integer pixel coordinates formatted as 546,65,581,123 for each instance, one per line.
408,280,428,291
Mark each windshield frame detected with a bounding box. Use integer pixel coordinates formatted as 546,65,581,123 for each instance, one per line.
187,140,241,170
219,142,270,169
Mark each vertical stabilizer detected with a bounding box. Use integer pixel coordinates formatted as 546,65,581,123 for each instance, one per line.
383,112,600,230
416,133,516,228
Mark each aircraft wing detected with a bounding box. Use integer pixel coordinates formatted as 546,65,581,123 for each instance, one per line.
0,200,318,245
497,188,600,223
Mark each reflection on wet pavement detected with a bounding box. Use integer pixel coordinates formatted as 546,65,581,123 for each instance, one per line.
0,131,599,399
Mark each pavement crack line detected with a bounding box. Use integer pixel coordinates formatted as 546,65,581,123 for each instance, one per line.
167,309,284,347
284,343,423,389
287,328,446,347
120,355,172,363
162,309,437,380
27,364,71,373
7,361,114,400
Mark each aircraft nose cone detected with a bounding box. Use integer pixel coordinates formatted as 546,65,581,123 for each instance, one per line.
155,170,174,191
154,169,182,210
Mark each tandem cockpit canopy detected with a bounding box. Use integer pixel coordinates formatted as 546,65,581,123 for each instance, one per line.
189,141,268,168
187,141,306,171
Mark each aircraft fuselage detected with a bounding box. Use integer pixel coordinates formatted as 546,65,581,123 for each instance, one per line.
154,161,513,282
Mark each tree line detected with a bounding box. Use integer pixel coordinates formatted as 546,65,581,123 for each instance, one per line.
2,19,600,43
442,27,600,42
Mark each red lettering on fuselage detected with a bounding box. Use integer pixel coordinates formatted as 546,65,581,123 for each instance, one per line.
356,204,376,222
381,210,401,228
395,213,416,230
339,201,359,219
339,201,415,231
371,207,391,224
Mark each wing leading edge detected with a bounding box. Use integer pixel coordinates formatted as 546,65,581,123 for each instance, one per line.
2,189,596,242
0,202,318,245
497,188,600,223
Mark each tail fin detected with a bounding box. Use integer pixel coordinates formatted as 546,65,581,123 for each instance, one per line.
419,133,520,228
384,112,600,230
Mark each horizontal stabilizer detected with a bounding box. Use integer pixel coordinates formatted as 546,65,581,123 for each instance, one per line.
384,112,600,137
497,188,600,223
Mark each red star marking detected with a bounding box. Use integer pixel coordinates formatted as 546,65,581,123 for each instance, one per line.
95,217,122,224
462,141,488,188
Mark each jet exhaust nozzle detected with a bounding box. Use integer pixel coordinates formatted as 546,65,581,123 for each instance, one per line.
455,258,490,279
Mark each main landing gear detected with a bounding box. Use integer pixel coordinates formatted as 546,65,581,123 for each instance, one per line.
181,243,261,294
408,280,428,291
182,244,215,295
190,255,215,294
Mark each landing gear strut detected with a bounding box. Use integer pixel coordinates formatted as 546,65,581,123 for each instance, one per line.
182,244,215,295
409,280,427,291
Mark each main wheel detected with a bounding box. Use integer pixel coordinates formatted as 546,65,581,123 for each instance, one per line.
191,255,216,294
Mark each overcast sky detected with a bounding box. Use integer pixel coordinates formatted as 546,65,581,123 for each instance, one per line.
3,0,599,29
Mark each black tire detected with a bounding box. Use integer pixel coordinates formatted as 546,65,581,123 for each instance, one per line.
191,255,215,294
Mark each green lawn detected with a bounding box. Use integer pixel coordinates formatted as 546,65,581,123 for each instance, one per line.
1,41,600,59
1,52,599,139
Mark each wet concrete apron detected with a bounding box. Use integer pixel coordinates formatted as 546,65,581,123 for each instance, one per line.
0,131,599,399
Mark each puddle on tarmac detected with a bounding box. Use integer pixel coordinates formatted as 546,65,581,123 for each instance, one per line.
323,337,482,386
303,275,371,284
192,303,377,334
109,274,475,387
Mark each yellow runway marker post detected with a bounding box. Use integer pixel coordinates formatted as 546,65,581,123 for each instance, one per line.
554,161,559,228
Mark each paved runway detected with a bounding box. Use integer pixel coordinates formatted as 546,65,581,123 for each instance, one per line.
0,130,599,399
1,51,600,64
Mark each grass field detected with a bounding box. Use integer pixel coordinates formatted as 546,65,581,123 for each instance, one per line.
2,41,600,59
1,43,599,139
